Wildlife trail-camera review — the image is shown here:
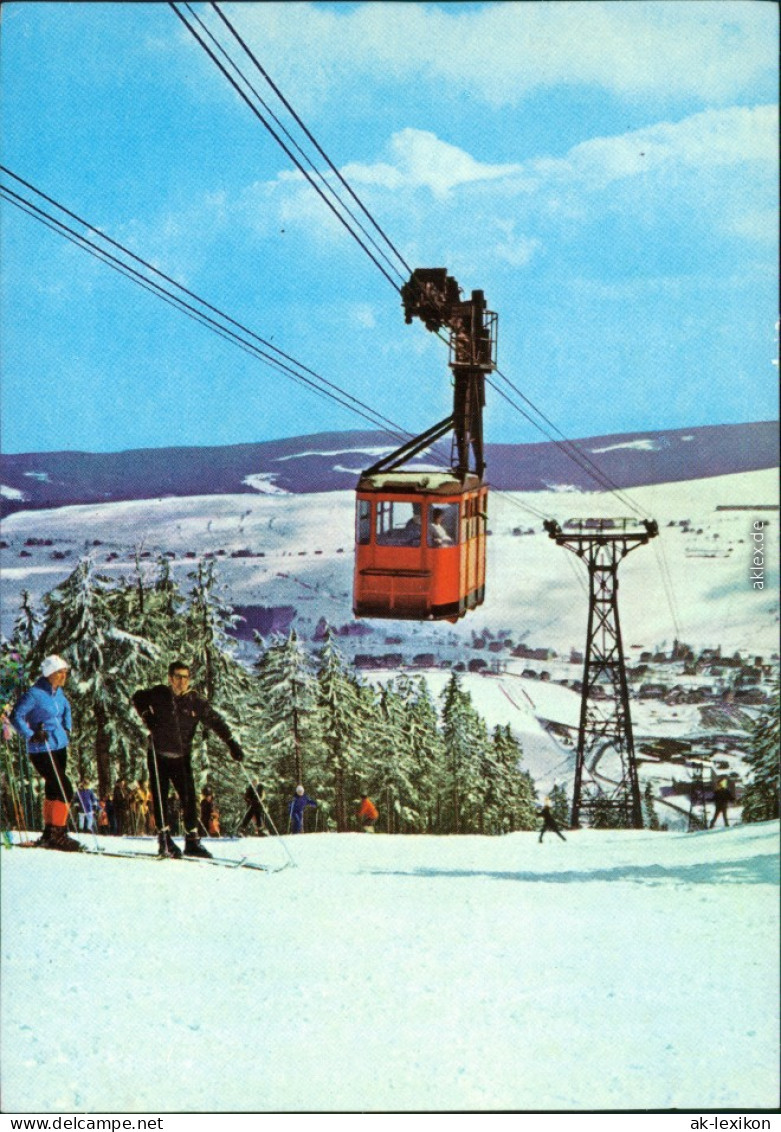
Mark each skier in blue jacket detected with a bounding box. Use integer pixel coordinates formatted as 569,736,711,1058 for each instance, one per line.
9,655,82,851
289,785,317,833
76,782,99,834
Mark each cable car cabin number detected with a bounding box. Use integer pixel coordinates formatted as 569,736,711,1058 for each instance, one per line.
353,470,487,622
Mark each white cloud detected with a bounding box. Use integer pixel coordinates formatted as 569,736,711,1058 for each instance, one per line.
347,129,523,199
253,104,777,248
560,105,778,190
350,304,377,330
227,1,777,108
143,104,775,278
266,103,777,210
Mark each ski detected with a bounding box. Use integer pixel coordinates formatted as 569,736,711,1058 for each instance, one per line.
84,845,268,871
119,834,241,843
188,854,270,872
82,846,159,862
177,853,250,870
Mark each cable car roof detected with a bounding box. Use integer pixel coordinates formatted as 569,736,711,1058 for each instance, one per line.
356,469,483,494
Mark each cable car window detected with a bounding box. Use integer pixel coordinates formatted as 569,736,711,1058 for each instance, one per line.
357,499,371,545
376,501,421,546
428,503,458,547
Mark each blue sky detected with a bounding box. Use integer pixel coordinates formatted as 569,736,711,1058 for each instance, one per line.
1,1,778,454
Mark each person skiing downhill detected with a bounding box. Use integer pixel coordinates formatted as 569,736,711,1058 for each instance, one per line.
289,785,317,834
538,797,566,843
9,654,82,851
132,661,244,859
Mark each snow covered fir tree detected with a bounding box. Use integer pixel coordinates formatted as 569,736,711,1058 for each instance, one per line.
1,556,542,837
741,681,780,822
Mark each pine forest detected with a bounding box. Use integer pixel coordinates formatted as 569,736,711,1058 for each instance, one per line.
1,556,543,837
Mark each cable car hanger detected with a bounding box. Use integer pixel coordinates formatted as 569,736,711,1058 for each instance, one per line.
362,268,497,480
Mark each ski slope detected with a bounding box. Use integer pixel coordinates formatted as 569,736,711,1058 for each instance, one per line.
2,822,778,1113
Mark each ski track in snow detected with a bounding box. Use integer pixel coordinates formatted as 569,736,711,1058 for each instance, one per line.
1,822,778,1113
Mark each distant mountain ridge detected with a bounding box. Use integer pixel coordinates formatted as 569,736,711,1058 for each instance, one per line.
1,421,777,516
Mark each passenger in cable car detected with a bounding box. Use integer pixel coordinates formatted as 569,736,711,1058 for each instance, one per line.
428,505,454,547
376,500,421,546
402,506,422,545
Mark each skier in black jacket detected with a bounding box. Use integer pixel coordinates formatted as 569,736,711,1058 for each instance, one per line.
132,660,244,859
538,797,566,843
709,779,733,828
239,782,268,836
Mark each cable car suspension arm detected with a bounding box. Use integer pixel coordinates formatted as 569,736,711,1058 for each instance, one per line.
396,268,497,480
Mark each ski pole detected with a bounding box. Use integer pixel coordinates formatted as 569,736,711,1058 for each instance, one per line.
239,763,296,868
1,745,28,844
1,732,31,843
263,805,296,868
243,763,297,866
1,703,31,841
45,736,98,849
147,736,175,849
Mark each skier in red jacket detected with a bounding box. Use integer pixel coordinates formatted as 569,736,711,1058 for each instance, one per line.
357,794,379,831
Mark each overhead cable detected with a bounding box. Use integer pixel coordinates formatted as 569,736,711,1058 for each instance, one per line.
169,2,402,293
491,367,646,518
181,3,407,288
209,0,412,279
0,170,412,441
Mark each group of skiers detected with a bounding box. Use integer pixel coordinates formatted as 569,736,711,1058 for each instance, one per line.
7,654,373,856
8,655,245,857
72,777,163,836
6,653,735,855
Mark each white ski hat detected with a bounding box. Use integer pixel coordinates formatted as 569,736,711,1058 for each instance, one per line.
296,785,304,795
41,655,69,677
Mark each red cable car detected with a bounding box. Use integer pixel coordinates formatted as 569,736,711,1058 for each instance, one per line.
354,470,487,622
353,269,496,623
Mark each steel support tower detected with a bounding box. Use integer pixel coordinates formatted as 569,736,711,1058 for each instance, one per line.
543,517,658,829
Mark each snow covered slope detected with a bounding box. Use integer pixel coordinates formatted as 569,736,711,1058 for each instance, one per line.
1,821,778,1113
1,468,777,654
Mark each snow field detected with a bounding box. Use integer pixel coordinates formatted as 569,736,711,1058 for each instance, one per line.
2,822,778,1113
1,468,778,654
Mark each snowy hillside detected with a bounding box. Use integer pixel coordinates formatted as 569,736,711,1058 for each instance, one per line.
2,821,778,1113
1,468,777,654
1,422,777,514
